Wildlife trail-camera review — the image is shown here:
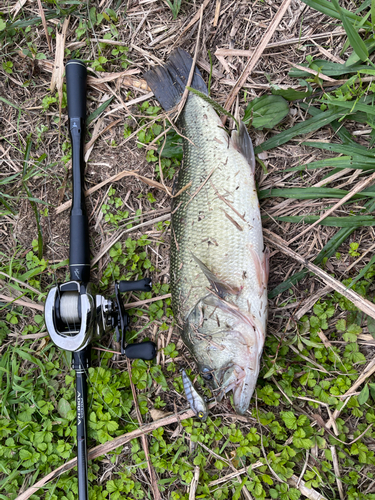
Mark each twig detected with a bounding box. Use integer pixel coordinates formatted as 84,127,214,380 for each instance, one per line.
51,17,69,141
331,446,345,500
189,466,200,500
15,403,217,500
176,0,211,41
287,62,336,82
208,462,263,486
213,0,221,26
264,229,375,320
124,293,171,309
184,167,216,208
0,272,41,294
297,450,309,487
36,0,52,52
126,359,161,500
326,357,375,429
176,6,204,118
287,474,328,500
92,214,170,265
224,0,293,113
0,294,44,312
84,119,122,162
288,170,375,246
55,169,167,214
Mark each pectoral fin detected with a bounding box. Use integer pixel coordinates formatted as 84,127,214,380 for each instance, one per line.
191,253,240,297
231,122,255,174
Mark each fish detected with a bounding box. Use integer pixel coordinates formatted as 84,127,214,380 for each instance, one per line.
181,369,208,420
145,48,268,415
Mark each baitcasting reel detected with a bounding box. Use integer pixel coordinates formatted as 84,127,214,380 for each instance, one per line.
45,278,156,360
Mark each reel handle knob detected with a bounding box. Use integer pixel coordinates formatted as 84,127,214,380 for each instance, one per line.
119,278,152,293
124,341,156,360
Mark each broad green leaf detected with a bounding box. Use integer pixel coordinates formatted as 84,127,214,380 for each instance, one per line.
331,0,368,61
159,130,183,160
271,80,312,101
276,215,375,227
57,398,71,418
87,97,114,125
358,384,370,405
346,38,375,65
259,186,375,201
303,141,375,158
348,254,375,289
289,59,375,78
300,102,358,145
281,411,297,429
255,108,344,153
301,0,365,23
321,98,375,116
244,95,289,129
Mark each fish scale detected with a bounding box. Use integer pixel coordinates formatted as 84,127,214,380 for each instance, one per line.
145,48,268,415
171,99,264,322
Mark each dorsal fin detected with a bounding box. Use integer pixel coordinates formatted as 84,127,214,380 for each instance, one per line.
231,122,255,173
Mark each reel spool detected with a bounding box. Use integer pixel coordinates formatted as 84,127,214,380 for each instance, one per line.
45,281,100,352
45,278,156,360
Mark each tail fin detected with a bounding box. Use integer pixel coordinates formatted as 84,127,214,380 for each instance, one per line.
144,48,208,111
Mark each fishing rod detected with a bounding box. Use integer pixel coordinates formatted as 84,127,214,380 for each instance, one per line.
44,60,156,500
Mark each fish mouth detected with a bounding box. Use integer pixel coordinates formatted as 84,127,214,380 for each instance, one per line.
216,365,259,415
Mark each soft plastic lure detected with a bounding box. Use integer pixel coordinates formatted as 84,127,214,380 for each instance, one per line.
181,369,208,420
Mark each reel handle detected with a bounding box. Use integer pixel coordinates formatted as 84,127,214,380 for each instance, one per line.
66,60,90,283
124,341,157,360
119,278,152,293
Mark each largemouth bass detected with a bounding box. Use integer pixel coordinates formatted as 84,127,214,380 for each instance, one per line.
145,49,268,415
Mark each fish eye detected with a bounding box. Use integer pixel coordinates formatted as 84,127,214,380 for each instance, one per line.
201,368,213,381
198,411,204,418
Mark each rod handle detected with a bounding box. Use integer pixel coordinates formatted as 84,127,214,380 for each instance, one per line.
66,60,87,120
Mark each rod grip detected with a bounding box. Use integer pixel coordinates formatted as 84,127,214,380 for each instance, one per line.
66,60,87,120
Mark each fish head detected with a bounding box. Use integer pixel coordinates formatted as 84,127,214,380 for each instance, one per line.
184,293,265,415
